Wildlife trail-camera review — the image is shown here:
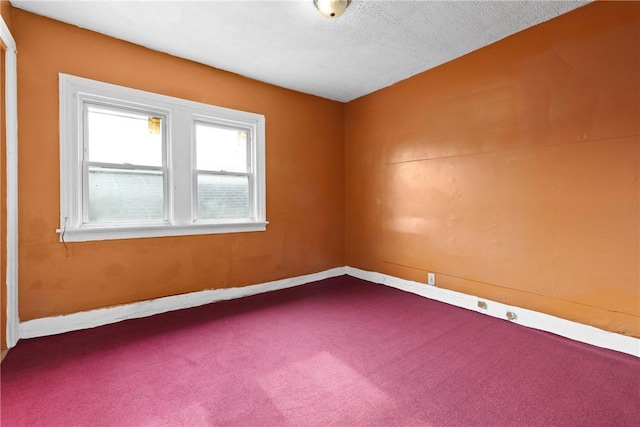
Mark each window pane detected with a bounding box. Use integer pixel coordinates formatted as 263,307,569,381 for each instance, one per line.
87,105,163,167
196,122,248,173
197,174,249,220
88,167,164,224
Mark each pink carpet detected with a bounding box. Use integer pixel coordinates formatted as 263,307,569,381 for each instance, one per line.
2,276,639,426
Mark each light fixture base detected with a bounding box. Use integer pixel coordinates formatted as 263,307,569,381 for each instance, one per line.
314,0,350,19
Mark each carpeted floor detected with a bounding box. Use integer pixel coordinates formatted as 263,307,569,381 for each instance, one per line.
2,276,639,426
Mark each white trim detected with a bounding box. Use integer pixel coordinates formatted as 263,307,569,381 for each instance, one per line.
19,267,346,339
1,16,19,349
0,14,14,48
17,265,639,358
345,267,640,358
58,221,269,242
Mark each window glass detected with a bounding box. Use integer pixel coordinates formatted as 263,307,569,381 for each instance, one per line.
88,167,164,223
87,105,163,167
197,174,250,220
195,122,248,173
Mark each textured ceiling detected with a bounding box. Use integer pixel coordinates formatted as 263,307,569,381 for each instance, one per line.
11,0,590,102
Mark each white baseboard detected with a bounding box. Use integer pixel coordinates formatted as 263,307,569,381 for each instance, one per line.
17,265,639,358
19,267,346,340
346,266,640,358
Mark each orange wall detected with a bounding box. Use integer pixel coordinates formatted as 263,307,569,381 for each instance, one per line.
8,2,640,340
14,10,345,320
345,1,640,337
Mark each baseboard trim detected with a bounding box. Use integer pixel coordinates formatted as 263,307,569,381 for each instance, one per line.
19,267,346,340
345,266,639,358
17,265,639,358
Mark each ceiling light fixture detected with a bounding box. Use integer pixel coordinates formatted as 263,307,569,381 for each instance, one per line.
314,0,350,19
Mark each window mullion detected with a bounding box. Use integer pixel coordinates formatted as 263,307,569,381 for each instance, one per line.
170,109,194,225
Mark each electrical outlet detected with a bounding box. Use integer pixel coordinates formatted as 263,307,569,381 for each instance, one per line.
506,311,517,321
427,272,436,286
477,301,487,309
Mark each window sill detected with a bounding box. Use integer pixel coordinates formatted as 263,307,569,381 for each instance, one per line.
57,221,268,242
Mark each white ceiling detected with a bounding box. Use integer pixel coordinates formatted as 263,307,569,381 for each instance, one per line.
11,0,590,102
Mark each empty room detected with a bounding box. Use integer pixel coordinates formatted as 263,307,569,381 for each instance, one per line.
1,0,638,425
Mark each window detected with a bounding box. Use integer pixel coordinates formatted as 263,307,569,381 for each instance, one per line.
59,74,266,242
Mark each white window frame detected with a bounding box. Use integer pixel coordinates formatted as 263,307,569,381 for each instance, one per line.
59,74,267,242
